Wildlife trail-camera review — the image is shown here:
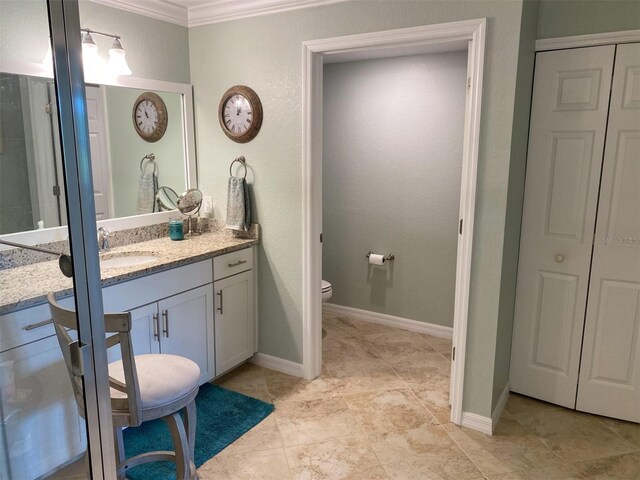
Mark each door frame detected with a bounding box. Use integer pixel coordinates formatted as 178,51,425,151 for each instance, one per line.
301,18,486,425
48,1,116,477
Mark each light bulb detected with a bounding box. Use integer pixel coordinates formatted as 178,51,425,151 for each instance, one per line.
81,31,103,78
42,42,53,69
107,37,132,76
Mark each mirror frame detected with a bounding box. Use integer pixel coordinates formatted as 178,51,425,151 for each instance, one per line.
0,58,198,248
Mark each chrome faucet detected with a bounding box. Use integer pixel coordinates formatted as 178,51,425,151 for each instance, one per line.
97,227,111,252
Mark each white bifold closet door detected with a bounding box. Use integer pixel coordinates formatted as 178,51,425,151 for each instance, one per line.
510,45,615,409
576,42,640,423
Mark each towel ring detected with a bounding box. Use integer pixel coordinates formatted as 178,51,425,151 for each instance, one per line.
229,156,248,179
140,153,157,174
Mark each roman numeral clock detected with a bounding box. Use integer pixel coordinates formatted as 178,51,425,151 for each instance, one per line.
218,85,263,143
132,92,168,142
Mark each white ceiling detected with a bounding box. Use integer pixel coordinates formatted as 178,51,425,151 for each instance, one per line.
91,0,349,27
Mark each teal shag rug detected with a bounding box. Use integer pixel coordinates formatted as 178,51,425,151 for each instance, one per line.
123,383,274,479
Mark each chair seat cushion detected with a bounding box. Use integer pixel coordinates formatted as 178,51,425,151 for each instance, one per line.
109,354,200,410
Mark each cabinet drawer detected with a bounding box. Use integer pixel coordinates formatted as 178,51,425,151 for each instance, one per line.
103,259,213,311
0,303,55,353
214,248,253,281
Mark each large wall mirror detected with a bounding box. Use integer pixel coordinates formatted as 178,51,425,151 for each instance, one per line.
0,60,196,238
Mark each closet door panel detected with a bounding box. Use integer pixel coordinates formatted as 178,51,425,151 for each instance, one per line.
510,45,615,408
577,43,640,423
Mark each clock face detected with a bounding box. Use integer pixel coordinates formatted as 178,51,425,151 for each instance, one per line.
135,100,159,136
223,94,253,136
218,85,263,143
132,92,168,142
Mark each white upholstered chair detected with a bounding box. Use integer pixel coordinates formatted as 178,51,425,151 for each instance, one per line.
48,293,200,480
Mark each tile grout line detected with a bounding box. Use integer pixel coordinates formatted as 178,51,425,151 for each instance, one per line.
507,413,591,478
441,423,500,478
588,412,640,452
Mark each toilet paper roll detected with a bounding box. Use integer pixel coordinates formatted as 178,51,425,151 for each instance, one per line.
369,253,386,265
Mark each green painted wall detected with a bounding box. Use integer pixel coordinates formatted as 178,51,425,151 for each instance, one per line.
322,52,467,328
0,0,190,84
78,2,190,84
537,0,640,39
104,87,186,218
190,0,526,418
493,0,540,412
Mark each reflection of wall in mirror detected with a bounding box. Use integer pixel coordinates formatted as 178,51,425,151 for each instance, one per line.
0,73,63,235
104,87,186,218
0,73,35,234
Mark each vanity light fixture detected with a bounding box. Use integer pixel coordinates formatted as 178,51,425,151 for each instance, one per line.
43,29,132,77
82,28,132,77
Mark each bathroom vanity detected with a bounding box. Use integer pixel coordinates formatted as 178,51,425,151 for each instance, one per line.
0,231,258,478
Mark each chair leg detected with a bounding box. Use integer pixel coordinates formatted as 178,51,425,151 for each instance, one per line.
164,412,190,480
183,400,197,471
113,426,125,480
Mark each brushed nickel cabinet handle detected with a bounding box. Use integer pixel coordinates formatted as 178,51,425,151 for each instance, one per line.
162,310,169,337
23,319,54,331
153,313,160,341
216,290,223,315
228,260,247,268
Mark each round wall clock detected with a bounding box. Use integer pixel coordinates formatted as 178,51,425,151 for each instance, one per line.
132,92,168,143
218,85,263,143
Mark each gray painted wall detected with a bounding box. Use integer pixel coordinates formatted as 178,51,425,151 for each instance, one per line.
322,52,467,328
0,0,190,84
537,0,640,39
189,0,526,418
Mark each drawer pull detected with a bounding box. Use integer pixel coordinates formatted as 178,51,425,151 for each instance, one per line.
228,260,247,268
217,290,223,315
23,319,54,331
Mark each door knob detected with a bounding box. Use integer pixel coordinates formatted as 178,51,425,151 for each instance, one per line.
555,254,565,263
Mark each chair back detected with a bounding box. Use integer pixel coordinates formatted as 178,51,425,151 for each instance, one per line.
47,293,143,427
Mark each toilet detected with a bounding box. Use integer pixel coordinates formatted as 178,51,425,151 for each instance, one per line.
321,280,333,302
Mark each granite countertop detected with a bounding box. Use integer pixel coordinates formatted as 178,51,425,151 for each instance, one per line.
0,231,258,315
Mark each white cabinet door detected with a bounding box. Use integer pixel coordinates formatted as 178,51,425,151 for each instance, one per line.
214,271,255,376
576,43,640,423
159,285,215,384
106,303,159,364
510,45,615,408
0,336,85,479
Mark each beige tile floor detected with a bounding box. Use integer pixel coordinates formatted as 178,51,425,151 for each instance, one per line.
47,311,640,479
198,312,640,480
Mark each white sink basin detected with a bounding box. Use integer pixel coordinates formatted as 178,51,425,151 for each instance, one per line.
100,253,159,269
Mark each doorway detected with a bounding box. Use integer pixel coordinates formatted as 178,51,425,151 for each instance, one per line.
301,19,487,425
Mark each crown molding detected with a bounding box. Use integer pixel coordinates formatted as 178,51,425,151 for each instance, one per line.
89,0,188,27
535,29,640,51
89,0,352,28
187,0,349,27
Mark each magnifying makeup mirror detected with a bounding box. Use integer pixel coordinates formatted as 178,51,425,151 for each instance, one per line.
156,186,180,211
177,188,203,236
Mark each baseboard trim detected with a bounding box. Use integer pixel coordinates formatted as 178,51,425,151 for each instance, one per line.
460,411,493,435
250,352,305,377
491,381,510,432
323,303,453,338
460,382,510,436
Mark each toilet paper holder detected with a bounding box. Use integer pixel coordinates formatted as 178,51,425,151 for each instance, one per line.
366,251,395,261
